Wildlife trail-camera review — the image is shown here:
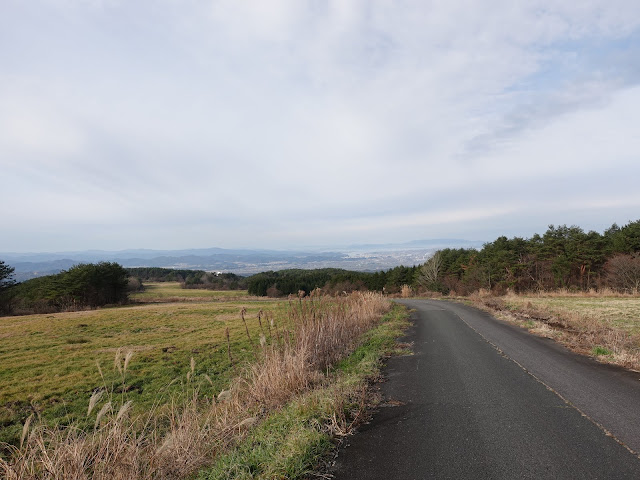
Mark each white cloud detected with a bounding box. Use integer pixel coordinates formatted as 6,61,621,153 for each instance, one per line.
0,84,85,163
1,0,640,251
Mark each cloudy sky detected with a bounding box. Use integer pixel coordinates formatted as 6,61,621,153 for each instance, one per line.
2,0,640,253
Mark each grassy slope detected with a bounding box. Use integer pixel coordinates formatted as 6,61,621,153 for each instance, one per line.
196,304,409,480
0,285,279,449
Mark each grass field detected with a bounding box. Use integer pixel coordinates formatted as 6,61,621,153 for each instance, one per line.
0,284,281,449
129,282,251,302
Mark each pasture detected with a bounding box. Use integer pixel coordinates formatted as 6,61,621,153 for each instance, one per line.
129,281,251,302
0,285,277,449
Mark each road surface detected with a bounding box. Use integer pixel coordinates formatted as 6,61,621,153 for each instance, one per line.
331,299,640,479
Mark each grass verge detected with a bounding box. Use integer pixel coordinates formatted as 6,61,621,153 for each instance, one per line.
464,292,640,371
196,304,409,480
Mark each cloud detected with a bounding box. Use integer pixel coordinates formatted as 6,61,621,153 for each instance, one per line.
1,1,640,251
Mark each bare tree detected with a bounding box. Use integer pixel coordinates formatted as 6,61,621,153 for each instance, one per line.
417,251,442,290
605,253,640,293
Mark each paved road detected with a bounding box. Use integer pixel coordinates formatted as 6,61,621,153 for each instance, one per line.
331,299,640,479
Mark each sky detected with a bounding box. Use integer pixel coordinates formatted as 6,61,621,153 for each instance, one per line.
2,0,640,253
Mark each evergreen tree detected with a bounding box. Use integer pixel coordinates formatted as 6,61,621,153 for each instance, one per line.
0,260,16,314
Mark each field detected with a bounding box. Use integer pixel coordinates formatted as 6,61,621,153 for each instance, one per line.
0,284,278,449
0,283,400,479
471,293,640,370
502,295,640,335
129,282,251,302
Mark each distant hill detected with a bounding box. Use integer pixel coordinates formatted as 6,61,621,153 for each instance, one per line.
1,239,483,281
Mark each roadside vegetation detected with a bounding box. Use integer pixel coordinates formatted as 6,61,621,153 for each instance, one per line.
467,290,640,371
197,304,408,479
0,281,404,479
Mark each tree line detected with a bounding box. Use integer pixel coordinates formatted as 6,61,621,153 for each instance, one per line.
417,220,640,295
126,267,247,290
248,220,640,297
246,266,418,297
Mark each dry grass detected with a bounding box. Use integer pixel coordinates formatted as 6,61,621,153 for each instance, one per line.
245,292,389,409
0,292,390,479
467,291,640,370
525,287,633,298
400,285,413,298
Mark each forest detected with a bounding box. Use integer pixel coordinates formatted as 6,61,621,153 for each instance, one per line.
420,220,640,295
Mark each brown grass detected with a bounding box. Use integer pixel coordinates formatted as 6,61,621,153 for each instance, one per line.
523,287,636,298
0,292,390,479
400,285,413,298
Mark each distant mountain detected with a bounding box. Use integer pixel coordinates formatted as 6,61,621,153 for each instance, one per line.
10,259,79,282
342,238,484,251
1,239,483,281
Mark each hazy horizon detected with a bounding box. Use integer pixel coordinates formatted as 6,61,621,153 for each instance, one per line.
0,237,485,256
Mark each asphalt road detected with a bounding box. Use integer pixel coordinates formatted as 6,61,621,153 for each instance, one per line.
330,299,640,479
